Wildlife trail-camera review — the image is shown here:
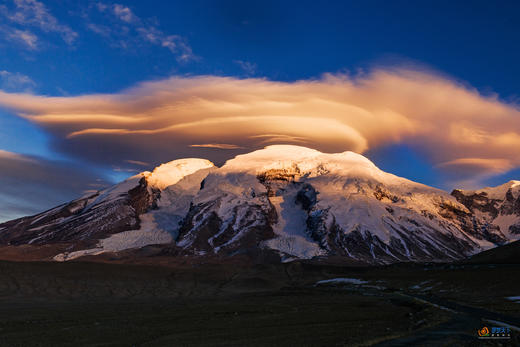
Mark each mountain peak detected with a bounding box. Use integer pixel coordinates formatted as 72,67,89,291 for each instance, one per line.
220,145,377,176
145,158,215,189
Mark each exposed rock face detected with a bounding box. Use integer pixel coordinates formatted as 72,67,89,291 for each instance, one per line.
0,146,518,264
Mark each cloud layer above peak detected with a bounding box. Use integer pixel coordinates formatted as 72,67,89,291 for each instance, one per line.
0,68,519,186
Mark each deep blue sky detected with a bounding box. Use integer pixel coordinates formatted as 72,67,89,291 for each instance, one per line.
2,1,519,96
0,0,519,220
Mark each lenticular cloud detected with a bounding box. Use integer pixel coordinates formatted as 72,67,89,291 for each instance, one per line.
0,68,519,185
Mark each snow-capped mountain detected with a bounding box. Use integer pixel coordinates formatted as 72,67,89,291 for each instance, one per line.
1,145,518,264
452,181,520,243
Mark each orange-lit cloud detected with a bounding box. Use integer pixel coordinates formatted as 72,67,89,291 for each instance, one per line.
189,143,245,149
0,68,519,186
436,157,515,189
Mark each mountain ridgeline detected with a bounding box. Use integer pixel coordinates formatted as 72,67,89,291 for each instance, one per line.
1,145,519,264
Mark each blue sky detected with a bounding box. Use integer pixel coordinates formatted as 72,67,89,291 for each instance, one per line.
0,0,519,221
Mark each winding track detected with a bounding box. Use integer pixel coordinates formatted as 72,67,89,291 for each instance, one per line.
372,290,520,346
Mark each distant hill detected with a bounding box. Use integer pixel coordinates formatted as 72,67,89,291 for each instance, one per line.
466,240,520,264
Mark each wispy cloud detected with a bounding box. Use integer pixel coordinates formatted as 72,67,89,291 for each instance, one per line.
436,158,515,189
86,23,111,37
0,68,519,187
124,159,149,166
189,144,245,150
0,0,78,47
86,2,194,62
2,27,38,49
0,70,36,92
112,166,139,172
234,60,257,76
112,4,136,23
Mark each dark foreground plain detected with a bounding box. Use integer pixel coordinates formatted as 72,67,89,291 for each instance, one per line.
0,259,519,346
